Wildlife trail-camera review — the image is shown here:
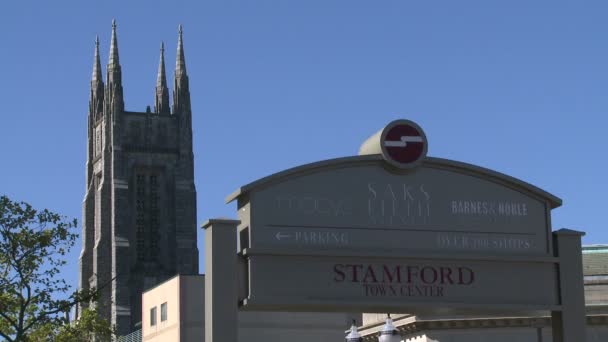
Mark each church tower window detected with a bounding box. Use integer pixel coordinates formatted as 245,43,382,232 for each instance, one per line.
136,174,146,261
149,175,160,259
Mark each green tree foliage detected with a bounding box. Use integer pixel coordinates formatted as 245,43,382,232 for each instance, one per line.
55,307,114,342
27,307,115,342
0,195,113,341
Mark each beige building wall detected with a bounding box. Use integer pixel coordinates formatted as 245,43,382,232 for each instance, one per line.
142,275,191,342
585,279,608,306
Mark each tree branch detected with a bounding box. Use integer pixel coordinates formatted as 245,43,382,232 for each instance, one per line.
23,274,118,334
0,328,15,342
0,309,18,335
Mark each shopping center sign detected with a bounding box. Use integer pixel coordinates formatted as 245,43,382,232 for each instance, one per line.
208,119,585,342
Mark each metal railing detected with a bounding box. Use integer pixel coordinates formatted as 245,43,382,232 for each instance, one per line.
117,328,142,342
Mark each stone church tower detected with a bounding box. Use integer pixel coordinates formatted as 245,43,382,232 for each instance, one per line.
78,21,199,336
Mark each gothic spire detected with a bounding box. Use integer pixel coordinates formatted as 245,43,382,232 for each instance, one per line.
175,24,187,78
90,36,104,117
173,24,190,115
106,19,124,112
155,42,170,114
108,19,120,72
92,36,103,84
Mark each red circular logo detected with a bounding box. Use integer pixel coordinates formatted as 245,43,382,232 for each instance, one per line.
380,120,427,168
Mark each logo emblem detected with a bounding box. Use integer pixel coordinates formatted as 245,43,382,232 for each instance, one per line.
380,120,427,168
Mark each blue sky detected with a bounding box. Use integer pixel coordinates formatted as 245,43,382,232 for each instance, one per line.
1,0,607,291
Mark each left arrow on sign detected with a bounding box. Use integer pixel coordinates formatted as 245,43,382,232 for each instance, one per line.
275,232,291,241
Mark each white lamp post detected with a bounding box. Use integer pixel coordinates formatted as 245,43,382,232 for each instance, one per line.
378,314,401,342
346,320,363,342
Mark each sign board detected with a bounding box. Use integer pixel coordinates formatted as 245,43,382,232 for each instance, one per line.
243,253,559,313
227,119,563,314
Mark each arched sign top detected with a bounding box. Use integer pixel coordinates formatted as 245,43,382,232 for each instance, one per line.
226,155,561,209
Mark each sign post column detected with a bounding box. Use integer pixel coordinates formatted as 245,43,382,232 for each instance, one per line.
202,219,240,342
551,228,586,342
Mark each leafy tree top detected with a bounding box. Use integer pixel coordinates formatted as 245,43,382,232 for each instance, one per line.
0,195,79,342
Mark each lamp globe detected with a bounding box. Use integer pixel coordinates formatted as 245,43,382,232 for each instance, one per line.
346,320,363,342
378,314,401,342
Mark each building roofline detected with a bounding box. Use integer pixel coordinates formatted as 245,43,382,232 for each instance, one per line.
143,273,204,293
583,245,608,254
